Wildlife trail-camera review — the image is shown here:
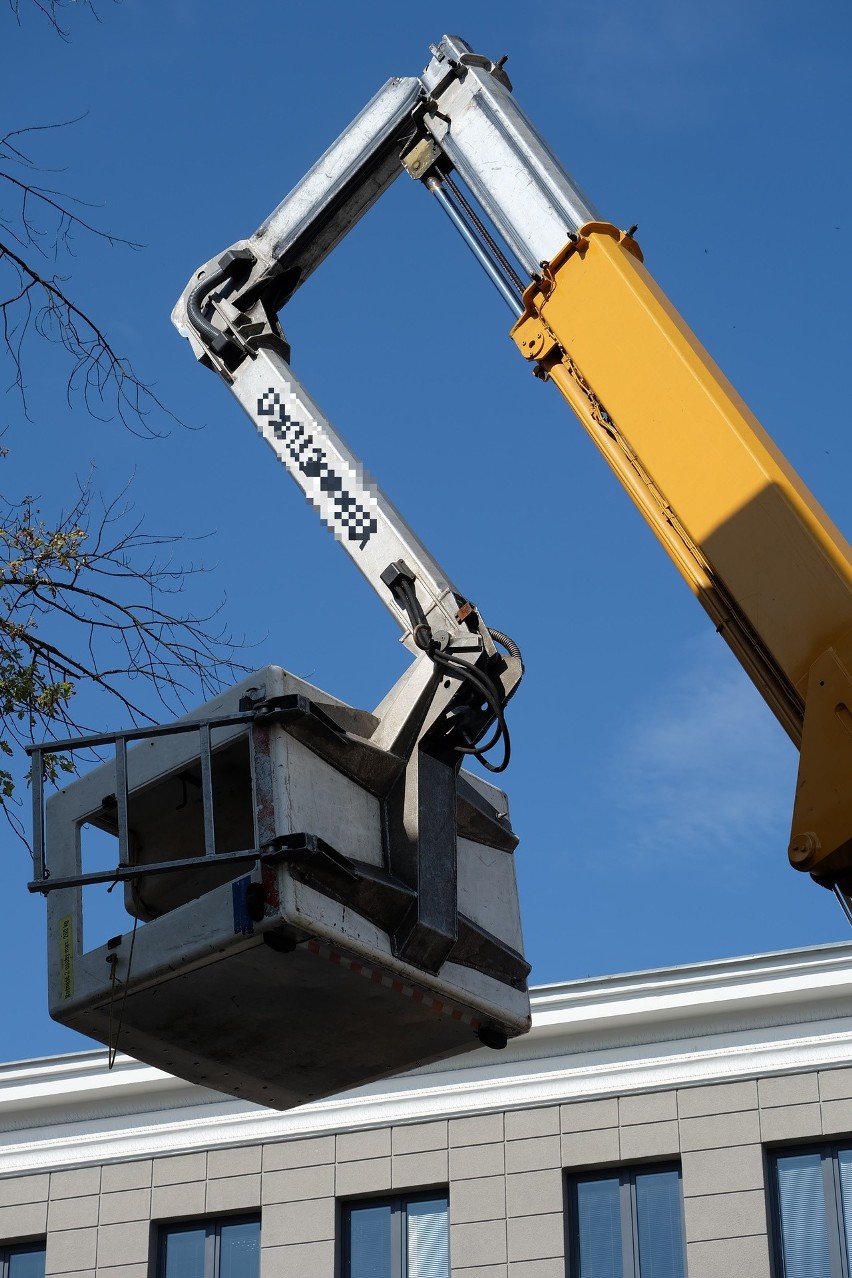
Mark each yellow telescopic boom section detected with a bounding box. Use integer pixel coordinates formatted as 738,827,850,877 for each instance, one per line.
511,223,852,887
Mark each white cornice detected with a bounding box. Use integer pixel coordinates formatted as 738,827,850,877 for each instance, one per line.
3,941,852,1175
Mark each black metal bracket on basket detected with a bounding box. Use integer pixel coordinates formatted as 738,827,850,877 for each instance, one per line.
239,692,347,739
241,691,402,794
283,837,530,993
26,832,353,896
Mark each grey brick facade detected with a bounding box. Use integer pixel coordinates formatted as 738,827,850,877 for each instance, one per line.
3,941,852,1275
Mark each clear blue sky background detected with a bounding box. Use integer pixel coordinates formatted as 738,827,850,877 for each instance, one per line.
1,0,851,1061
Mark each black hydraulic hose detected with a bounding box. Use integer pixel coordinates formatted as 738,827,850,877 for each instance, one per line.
383,563,517,771
186,264,232,346
488,627,523,667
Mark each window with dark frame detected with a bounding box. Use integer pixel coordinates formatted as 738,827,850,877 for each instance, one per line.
771,1144,852,1277
157,1217,260,1278
567,1164,686,1278
343,1192,449,1278
0,1245,45,1278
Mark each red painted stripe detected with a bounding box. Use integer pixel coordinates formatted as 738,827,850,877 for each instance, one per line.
303,937,482,1030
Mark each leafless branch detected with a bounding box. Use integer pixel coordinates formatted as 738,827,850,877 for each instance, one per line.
0,239,174,434
0,476,248,760
0,2,249,847
0,108,176,434
6,0,102,40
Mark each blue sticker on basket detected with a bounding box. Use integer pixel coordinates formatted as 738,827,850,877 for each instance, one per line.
232,875,254,937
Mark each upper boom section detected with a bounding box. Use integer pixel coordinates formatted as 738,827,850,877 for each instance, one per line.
420,35,599,275
172,36,602,640
173,34,600,354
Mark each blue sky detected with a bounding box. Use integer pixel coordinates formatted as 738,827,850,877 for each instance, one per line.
1,0,851,1061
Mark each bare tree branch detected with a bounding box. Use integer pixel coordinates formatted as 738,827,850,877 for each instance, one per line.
0,474,249,832
0,1,249,845
0,110,176,434
6,0,102,40
0,238,174,434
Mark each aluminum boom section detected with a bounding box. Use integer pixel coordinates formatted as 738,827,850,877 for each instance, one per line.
172,76,422,355
230,345,462,638
420,36,600,276
251,77,421,284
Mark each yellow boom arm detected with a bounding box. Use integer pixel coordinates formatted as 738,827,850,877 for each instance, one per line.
511,223,852,889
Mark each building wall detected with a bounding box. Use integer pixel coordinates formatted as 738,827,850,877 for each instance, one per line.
4,942,852,1276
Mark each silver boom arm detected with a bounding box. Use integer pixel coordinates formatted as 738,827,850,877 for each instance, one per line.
173,35,597,656
168,33,606,966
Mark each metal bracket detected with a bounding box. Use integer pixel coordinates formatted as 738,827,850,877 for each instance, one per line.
401,136,442,181
27,831,352,896
388,743,459,973
240,691,347,739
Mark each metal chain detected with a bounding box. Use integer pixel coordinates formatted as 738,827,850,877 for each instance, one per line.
443,172,525,294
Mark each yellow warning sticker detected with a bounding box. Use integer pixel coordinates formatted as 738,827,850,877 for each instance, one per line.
59,915,74,1001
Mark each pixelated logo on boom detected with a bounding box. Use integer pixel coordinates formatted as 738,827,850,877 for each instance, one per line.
258,388,378,549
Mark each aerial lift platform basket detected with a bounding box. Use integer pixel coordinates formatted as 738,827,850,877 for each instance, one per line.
32,664,529,1109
